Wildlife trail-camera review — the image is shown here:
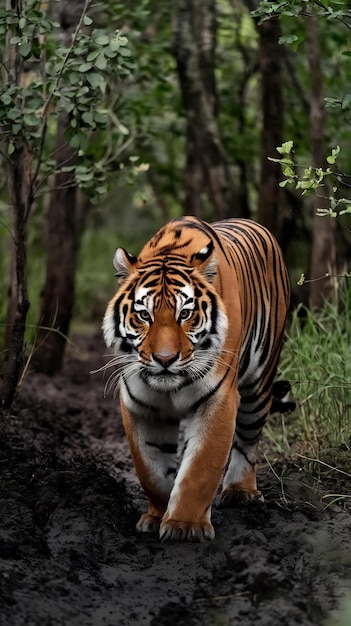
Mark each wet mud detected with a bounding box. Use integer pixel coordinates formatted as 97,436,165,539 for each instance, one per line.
0,335,350,625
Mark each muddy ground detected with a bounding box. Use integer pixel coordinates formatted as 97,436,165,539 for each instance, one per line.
1,334,350,626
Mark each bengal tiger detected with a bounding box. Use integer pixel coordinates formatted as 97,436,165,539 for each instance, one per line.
102,216,291,542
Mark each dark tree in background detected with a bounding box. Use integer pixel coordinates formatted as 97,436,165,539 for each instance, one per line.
256,16,284,238
34,0,87,374
1,0,34,409
306,11,337,309
173,0,239,219
243,0,284,241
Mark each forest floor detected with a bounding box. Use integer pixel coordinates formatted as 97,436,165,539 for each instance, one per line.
1,334,350,626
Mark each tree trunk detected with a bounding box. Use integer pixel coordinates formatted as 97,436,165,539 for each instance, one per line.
173,0,238,219
1,142,32,409
256,17,284,238
33,114,80,374
307,13,336,309
33,0,86,374
1,1,33,409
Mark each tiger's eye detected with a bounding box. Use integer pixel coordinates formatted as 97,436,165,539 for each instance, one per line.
138,310,151,323
179,309,192,321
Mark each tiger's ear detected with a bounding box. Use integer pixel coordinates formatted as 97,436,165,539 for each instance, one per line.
113,248,138,281
193,240,217,282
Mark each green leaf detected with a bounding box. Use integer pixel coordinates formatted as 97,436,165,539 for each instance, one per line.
103,47,118,59
82,111,95,127
1,93,12,105
78,62,93,72
69,134,82,149
8,108,21,121
87,49,100,62
279,140,294,154
12,123,21,134
83,15,93,26
280,158,294,166
19,40,32,58
339,207,351,215
282,166,295,178
95,53,107,70
23,115,38,127
341,95,351,111
93,111,108,124
325,97,342,108
278,35,299,46
95,185,107,195
68,72,81,86
86,73,105,89
8,142,15,155
118,47,132,57
94,34,110,46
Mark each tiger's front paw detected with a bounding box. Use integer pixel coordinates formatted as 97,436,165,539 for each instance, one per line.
159,518,215,543
220,486,264,507
136,513,161,534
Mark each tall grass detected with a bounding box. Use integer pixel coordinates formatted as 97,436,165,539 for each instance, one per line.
269,280,351,461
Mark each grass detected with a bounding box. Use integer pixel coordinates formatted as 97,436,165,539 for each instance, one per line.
263,280,351,495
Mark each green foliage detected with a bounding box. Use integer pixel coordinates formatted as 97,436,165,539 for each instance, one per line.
252,1,351,28
278,282,351,456
0,1,135,201
271,141,351,218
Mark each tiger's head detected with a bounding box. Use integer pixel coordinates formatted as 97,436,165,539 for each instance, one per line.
103,236,228,392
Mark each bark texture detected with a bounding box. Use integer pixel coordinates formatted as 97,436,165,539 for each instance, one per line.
307,13,336,309
34,115,79,374
1,0,33,409
1,144,32,409
173,0,238,219
256,16,284,238
34,0,86,374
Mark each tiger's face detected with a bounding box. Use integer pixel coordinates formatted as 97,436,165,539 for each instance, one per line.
103,244,228,392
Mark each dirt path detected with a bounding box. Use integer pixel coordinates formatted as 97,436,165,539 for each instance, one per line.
1,335,350,625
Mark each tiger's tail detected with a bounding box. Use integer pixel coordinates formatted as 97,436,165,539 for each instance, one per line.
270,380,296,415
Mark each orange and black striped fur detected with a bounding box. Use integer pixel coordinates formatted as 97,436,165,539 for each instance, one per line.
103,217,291,542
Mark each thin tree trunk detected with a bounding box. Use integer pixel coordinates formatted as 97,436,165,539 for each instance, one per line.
1,143,32,409
1,1,33,409
33,0,86,374
173,0,237,219
34,114,79,374
307,13,336,309
256,16,284,237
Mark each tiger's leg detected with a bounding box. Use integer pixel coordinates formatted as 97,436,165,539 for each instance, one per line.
160,389,239,542
220,394,271,505
121,400,179,534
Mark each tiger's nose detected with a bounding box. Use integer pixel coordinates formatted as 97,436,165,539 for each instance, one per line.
153,352,179,368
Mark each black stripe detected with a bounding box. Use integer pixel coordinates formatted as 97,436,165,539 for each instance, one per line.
145,441,178,454
232,441,255,466
123,377,160,413
189,363,232,413
236,413,267,431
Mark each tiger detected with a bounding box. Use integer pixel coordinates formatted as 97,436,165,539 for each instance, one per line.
102,216,291,542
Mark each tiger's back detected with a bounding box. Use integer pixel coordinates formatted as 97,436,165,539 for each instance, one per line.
103,216,290,541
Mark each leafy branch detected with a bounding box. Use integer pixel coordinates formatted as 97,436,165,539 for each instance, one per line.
31,0,93,193
0,2,135,203
270,140,351,219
